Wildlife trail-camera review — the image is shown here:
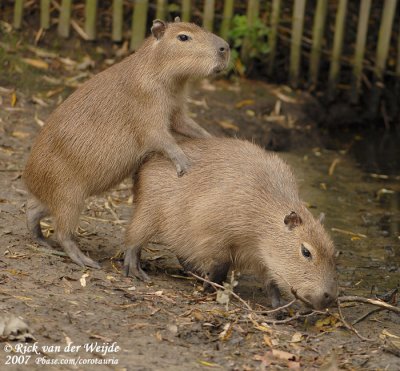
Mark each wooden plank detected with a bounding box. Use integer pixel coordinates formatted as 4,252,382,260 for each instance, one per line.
156,0,167,20
328,0,348,100
370,0,397,115
350,0,371,104
13,0,24,29
308,0,328,87
40,0,51,29
268,0,281,75
241,0,260,64
85,0,98,41
112,0,124,42
203,0,215,32
58,0,72,38
289,0,306,88
181,0,191,22
130,0,149,51
220,0,234,40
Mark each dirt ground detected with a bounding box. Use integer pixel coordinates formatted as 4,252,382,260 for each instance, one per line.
0,34,400,370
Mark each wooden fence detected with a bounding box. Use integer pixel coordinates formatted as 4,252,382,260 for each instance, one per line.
5,1,400,120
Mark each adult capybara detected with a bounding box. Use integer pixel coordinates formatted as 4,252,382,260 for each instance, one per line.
125,138,337,310
24,19,230,268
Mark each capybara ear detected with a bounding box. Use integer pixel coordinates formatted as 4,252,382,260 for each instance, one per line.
151,19,167,40
284,211,302,230
174,16,181,23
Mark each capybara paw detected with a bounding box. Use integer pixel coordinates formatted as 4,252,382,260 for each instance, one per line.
69,251,100,269
176,159,191,177
124,264,151,282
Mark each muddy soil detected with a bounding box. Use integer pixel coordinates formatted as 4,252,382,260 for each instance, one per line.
0,36,399,370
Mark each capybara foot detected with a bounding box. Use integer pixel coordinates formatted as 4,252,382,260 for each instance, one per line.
61,239,100,269
123,248,151,282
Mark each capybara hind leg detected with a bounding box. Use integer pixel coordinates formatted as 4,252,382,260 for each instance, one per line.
26,196,50,245
54,202,100,269
124,247,151,282
203,260,231,292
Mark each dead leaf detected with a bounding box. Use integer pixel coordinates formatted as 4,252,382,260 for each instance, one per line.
272,349,298,361
0,315,35,341
155,331,162,341
198,360,221,368
219,323,232,341
21,58,49,70
217,120,239,131
315,315,338,330
290,332,303,343
245,109,255,117
263,334,273,347
79,273,89,287
11,92,17,107
235,99,255,109
11,131,29,139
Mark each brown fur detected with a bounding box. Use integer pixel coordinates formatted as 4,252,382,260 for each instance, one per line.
125,138,338,309
23,20,230,268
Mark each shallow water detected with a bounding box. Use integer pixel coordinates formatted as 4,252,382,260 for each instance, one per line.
283,129,400,297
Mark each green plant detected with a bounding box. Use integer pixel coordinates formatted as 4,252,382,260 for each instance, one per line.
228,15,270,75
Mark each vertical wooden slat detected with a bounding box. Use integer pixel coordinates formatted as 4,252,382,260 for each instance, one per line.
58,0,72,38
156,0,167,20
308,0,328,87
181,0,191,22
85,0,98,41
130,0,149,51
328,0,348,100
203,0,215,32
40,0,51,29
13,0,24,29
350,0,371,104
220,0,234,40
112,0,123,42
268,0,281,75
241,0,260,63
289,0,306,88
394,29,400,117
370,0,398,115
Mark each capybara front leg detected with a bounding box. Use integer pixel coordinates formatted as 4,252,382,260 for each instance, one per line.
265,280,282,308
171,113,212,139
203,260,231,292
124,246,151,282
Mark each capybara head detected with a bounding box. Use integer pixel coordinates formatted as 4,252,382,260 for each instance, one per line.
262,211,337,310
149,18,230,79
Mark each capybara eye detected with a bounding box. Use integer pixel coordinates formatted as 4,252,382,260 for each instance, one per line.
301,244,312,259
177,34,190,42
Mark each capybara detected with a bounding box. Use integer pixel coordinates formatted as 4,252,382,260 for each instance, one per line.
24,18,230,268
124,138,337,310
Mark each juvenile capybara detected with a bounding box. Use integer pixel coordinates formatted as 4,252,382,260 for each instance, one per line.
24,18,230,268
124,138,338,310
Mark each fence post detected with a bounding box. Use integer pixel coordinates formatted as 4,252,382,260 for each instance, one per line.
203,0,215,32
309,0,328,87
40,0,51,29
85,0,98,41
112,0,123,42
268,0,281,75
241,0,259,65
289,0,306,88
58,0,72,38
156,0,167,20
370,0,398,116
220,0,234,40
13,0,24,29
181,0,191,22
328,0,348,100
350,0,371,104
130,0,149,51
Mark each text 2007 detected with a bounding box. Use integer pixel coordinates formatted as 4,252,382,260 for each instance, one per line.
5,355,31,365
